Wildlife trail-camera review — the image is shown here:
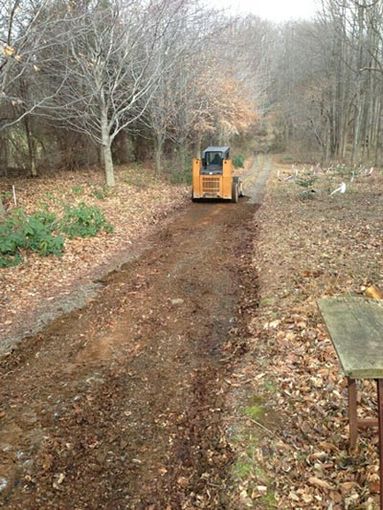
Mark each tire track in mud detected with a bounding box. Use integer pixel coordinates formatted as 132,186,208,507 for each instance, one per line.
0,160,269,509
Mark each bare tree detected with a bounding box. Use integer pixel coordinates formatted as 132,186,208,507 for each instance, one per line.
144,8,258,169
0,0,82,179
144,2,208,173
0,0,69,128
45,0,191,186
0,0,264,184
262,0,383,164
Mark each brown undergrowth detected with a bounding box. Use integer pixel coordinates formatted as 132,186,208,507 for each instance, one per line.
228,159,383,509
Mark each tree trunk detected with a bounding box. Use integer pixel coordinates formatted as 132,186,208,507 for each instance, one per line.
352,102,362,164
101,110,115,187
374,100,382,166
103,142,115,187
99,144,105,167
0,131,9,177
154,135,164,174
24,116,37,177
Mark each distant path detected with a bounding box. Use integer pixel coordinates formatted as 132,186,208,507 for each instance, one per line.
242,153,272,204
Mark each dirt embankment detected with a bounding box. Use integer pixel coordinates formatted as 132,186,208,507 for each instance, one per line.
0,159,266,509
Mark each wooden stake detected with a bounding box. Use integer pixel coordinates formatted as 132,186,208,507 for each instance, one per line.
12,185,17,207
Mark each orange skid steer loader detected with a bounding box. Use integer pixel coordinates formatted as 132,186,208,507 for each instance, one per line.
192,146,243,202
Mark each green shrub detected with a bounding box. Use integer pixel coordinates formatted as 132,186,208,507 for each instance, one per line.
22,214,64,256
0,208,64,267
0,202,113,268
296,175,317,189
0,253,22,268
333,163,354,178
31,208,58,229
0,212,25,267
0,210,24,246
296,175,318,201
233,154,245,168
60,202,113,239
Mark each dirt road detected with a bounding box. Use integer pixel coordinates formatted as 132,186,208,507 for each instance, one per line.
0,158,269,509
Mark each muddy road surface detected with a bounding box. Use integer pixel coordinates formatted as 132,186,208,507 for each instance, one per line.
0,159,268,509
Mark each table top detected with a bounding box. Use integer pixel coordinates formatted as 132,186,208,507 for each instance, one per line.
318,297,383,379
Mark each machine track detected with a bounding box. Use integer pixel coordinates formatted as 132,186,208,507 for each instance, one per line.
0,157,270,509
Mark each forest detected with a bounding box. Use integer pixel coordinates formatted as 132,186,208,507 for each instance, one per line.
0,0,383,192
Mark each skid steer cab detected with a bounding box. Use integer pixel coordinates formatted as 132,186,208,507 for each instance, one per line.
192,146,243,203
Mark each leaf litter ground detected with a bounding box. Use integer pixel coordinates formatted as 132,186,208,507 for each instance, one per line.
227,159,383,509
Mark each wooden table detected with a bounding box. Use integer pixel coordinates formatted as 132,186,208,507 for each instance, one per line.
318,297,383,509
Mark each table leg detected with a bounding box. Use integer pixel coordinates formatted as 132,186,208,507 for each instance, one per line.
377,379,383,510
348,377,358,449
